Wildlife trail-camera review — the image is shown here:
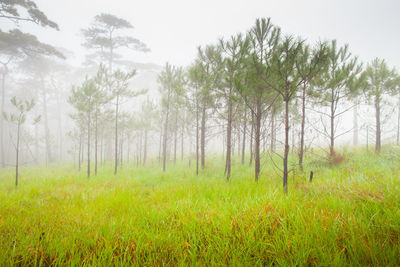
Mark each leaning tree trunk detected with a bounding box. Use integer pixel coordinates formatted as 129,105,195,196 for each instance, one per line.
375,96,381,152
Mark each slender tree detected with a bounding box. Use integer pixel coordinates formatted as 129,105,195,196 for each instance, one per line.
3,97,39,187
364,58,398,152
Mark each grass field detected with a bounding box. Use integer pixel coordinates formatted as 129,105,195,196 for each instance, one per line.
0,147,400,266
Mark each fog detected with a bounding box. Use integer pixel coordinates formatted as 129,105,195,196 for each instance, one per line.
1,0,400,171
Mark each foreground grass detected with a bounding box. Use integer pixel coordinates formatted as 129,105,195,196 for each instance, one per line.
0,148,400,266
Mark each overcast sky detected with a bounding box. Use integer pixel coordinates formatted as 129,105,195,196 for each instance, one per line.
21,0,400,69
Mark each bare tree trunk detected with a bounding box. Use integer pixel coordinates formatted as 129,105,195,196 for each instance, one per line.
120,132,123,168
127,135,130,163
158,128,162,165
114,96,119,175
174,112,178,164
249,112,254,166
95,109,98,175
42,89,52,164
100,130,103,166
283,95,289,194
15,119,20,187
291,118,295,152
270,108,276,152
78,130,82,171
87,111,91,178
241,107,247,165
162,95,170,172
329,89,335,156
299,84,306,171
237,125,241,156
200,102,206,169
181,123,184,161
143,130,147,166
139,132,142,166
56,87,63,161
225,94,232,180
375,97,381,152
196,98,199,175
254,100,261,181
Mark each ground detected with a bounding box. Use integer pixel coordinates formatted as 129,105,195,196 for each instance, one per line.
0,147,399,266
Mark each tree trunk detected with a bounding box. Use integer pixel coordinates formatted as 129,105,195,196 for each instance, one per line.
181,123,184,161
225,94,232,180
254,100,261,181
174,112,178,164
158,128,162,164
87,111,91,178
162,94,170,172
56,87,63,161
200,102,206,169
299,83,306,171
42,89,52,164
78,130,82,171
283,95,289,194
249,112,254,166
270,108,275,152
95,109,98,175
114,96,119,175
196,98,199,175
375,97,381,152
237,125,241,156
143,130,147,166
329,89,335,156
15,119,20,187
241,106,247,165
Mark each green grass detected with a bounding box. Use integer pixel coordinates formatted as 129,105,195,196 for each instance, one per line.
1,147,400,266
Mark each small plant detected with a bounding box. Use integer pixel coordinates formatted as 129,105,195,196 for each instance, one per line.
328,151,346,166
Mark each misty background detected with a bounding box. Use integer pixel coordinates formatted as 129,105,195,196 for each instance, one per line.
1,0,399,167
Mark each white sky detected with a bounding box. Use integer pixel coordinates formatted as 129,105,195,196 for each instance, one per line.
17,0,400,69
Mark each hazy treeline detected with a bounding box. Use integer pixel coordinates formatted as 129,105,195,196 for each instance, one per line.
1,1,400,193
